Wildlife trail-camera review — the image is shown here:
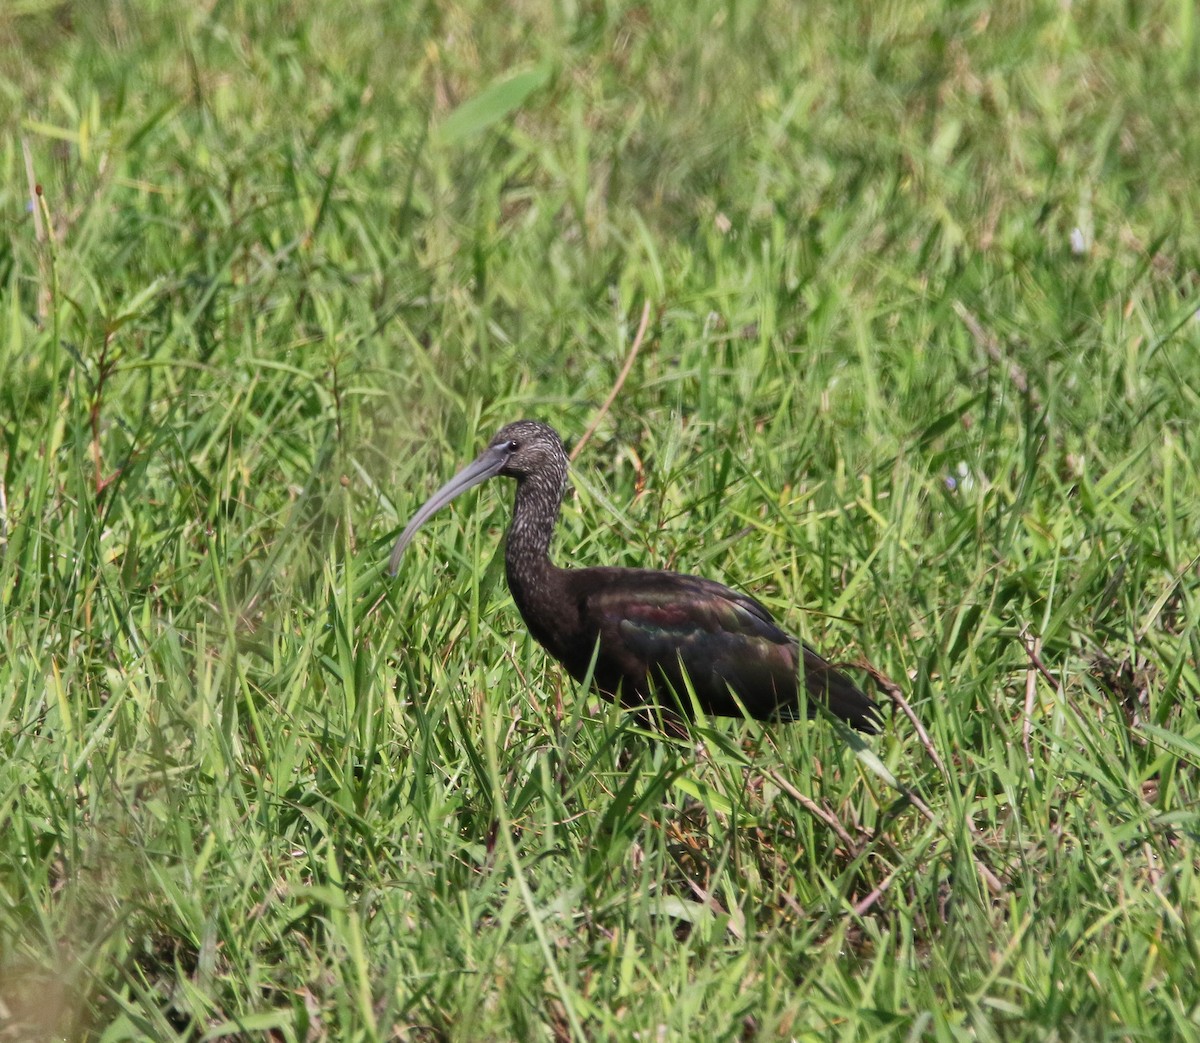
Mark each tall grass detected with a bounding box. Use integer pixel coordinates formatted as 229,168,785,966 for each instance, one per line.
2,0,1199,1038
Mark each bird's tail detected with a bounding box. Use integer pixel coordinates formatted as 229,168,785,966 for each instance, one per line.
792,646,882,733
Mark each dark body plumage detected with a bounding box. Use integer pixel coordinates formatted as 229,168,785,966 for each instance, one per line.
390,420,880,733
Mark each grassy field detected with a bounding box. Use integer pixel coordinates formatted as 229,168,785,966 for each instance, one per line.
3,0,1200,1039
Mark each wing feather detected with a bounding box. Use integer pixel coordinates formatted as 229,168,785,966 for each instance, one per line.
572,569,879,730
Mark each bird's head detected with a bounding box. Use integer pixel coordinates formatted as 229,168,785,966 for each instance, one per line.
388,419,567,575
489,419,567,480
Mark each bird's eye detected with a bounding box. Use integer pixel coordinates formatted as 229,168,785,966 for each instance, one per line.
507,439,520,452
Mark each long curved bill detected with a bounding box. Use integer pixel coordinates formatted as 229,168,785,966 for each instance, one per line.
388,445,509,576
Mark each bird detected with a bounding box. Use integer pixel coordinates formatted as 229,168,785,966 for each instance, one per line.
389,420,881,733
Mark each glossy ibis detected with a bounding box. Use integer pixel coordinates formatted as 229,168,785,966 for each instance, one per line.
389,421,880,733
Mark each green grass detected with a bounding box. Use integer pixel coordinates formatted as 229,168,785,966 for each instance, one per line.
2,0,1199,1039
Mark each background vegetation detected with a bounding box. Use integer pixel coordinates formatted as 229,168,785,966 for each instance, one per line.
2,0,1199,1038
